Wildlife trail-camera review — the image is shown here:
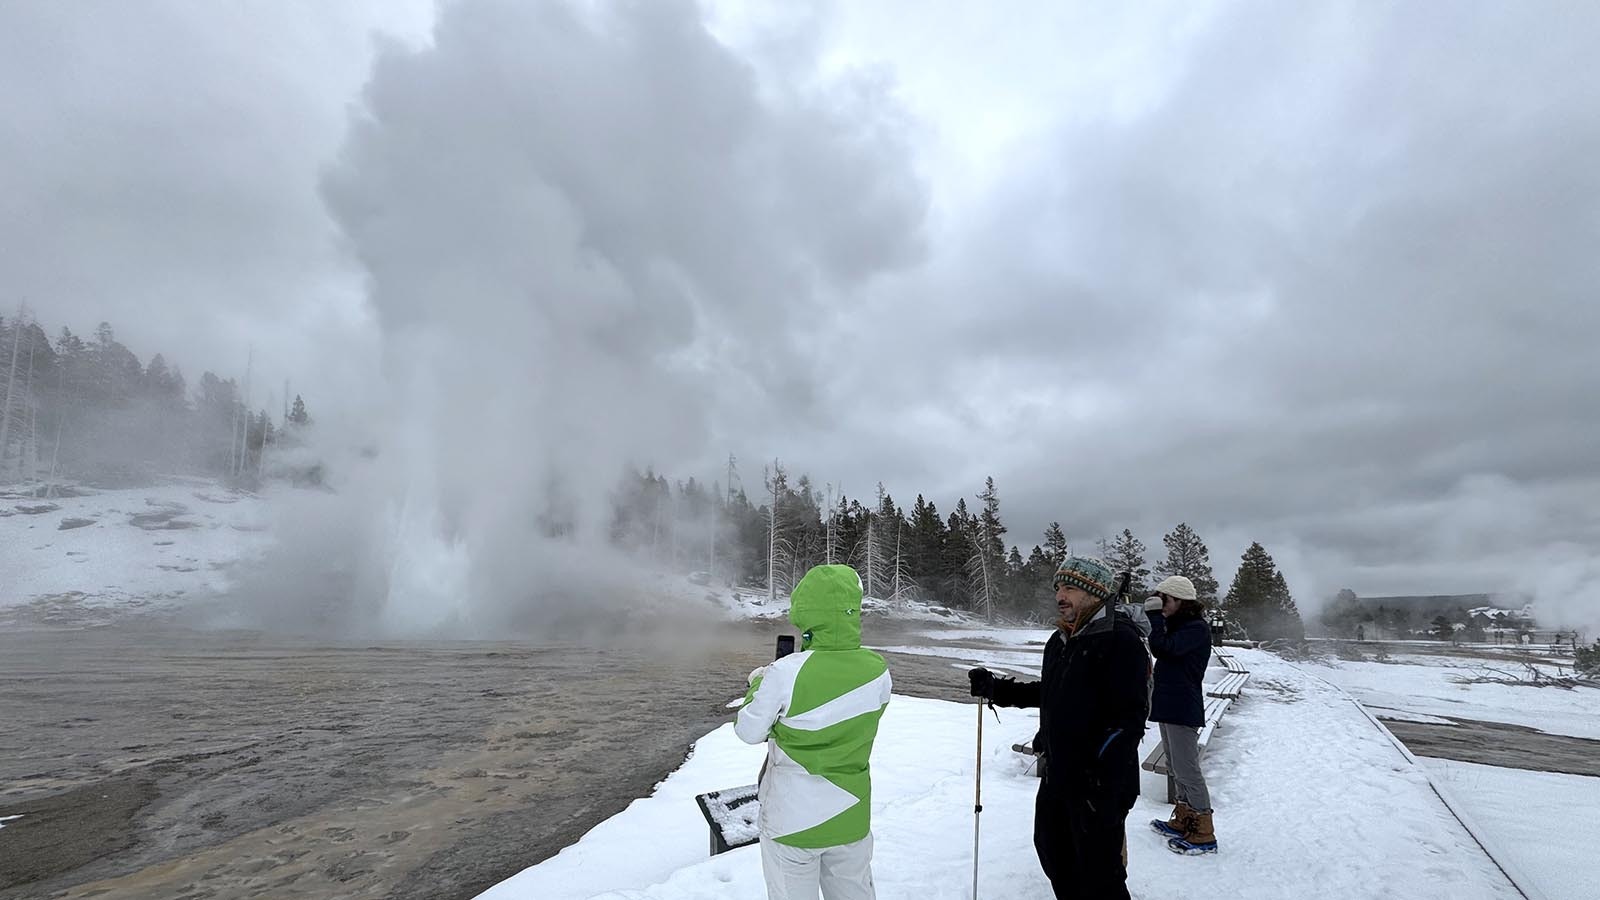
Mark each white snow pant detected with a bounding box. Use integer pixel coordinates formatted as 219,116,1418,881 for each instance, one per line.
759,833,876,900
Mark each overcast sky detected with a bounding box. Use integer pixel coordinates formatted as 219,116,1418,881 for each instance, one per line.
6,1,1598,624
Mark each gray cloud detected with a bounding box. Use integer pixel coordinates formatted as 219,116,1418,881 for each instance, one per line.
1,1,432,417
7,0,1597,630
750,1,1600,622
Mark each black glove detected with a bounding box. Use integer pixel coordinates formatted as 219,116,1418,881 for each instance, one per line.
968,667,996,700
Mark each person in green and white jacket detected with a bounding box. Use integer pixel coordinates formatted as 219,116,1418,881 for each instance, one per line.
737,564,892,900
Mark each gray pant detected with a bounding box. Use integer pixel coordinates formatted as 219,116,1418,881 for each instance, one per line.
1159,722,1211,812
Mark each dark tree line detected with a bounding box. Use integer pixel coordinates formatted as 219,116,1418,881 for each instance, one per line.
606,462,1057,618
609,458,1307,635
0,311,311,487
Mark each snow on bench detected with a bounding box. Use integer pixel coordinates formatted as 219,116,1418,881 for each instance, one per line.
1206,652,1252,700
1196,695,1234,746
1206,670,1250,700
693,783,761,855
1143,650,1250,803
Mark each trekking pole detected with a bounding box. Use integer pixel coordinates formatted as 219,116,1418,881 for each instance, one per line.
972,696,983,900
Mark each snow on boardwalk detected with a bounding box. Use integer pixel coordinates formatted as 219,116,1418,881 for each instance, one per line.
1425,759,1596,900
477,648,1518,900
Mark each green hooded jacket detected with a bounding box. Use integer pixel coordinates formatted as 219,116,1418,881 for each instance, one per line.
735,565,892,847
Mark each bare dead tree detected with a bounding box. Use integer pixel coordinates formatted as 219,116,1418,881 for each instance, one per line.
1449,662,1596,690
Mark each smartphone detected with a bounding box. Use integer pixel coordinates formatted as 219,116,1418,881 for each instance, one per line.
775,634,795,659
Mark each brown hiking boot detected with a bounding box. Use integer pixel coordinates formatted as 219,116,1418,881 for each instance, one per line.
1168,809,1218,855
1150,802,1194,838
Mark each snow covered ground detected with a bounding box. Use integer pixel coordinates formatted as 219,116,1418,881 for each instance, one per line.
1424,759,1597,900
0,481,977,632
476,647,1521,900
1318,652,1600,739
0,480,272,616
911,626,1053,647
695,586,792,621
695,585,977,626
859,595,975,623
11,489,1583,897
867,644,1044,678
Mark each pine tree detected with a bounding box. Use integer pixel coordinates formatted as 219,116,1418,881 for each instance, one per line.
792,474,825,575
1222,542,1305,642
1003,545,1027,615
1019,545,1056,619
975,477,1007,561
1103,528,1151,597
144,354,171,396
1431,614,1454,642
729,484,766,586
288,395,309,427
875,482,901,527
940,500,975,608
1155,523,1220,601
1026,545,1051,574
1043,522,1069,567
1270,571,1304,640
968,477,1008,619
87,321,142,408
908,495,944,581
834,497,867,571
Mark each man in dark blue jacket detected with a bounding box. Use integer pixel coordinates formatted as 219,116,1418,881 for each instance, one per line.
1143,575,1217,854
968,556,1148,899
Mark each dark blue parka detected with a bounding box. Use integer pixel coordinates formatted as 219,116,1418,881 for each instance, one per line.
1145,610,1211,727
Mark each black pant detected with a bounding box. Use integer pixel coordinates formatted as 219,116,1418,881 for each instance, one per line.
1033,776,1131,900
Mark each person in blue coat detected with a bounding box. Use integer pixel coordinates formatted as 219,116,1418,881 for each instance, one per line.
1143,575,1218,855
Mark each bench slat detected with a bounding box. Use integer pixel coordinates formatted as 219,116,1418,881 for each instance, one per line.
1142,741,1170,774
1206,671,1250,699
1198,697,1232,747
1148,684,1239,803
1218,653,1249,675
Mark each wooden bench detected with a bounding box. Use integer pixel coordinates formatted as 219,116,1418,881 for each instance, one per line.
1196,694,1234,745
1206,670,1249,700
1142,652,1249,803
693,784,760,855
1206,651,1251,699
